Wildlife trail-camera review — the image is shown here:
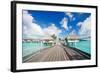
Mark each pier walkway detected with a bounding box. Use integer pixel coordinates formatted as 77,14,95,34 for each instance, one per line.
23,44,90,63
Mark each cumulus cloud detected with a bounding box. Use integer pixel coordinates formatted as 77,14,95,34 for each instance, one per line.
23,11,34,26
79,16,91,38
43,23,61,36
23,10,62,39
60,17,68,30
77,22,83,27
69,30,77,36
65,12,73,20
22,10,44,38
65,12,73,18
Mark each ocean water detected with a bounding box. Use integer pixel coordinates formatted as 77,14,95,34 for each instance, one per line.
22,40,91,57
22,42,51,57
69,40,91,54
75,40,91,54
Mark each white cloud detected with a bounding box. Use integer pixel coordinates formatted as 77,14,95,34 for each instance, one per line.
43,23,61,36
79,16,91,38
23,10,62,39
69,30,77,36
65,12,73,18
23,11,34,26
60,17,68,30
29,23,44,35
65,12,73,21
22,10,44,38
77,22,83,27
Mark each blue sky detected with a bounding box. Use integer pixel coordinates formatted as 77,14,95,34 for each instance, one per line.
23,10,91,39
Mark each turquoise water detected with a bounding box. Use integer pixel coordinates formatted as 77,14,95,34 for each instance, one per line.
23,40,91,57
22,42,51,57
68,40,91,54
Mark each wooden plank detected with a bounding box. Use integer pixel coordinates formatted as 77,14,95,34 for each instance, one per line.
24,44,90,63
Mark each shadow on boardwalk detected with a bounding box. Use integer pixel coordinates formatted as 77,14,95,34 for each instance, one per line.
23,44,91,63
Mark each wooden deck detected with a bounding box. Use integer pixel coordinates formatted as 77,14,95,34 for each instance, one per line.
23,44,90,63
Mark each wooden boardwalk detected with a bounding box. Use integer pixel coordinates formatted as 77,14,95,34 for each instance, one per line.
23,44,90,63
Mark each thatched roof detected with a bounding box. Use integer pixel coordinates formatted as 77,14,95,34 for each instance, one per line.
23,35,54,41
67,34,79,40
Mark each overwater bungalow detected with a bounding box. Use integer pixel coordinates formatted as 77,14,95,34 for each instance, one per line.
22,36,55,46
67,34,79,47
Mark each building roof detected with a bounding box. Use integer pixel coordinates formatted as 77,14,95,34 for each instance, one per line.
67,34,79,40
